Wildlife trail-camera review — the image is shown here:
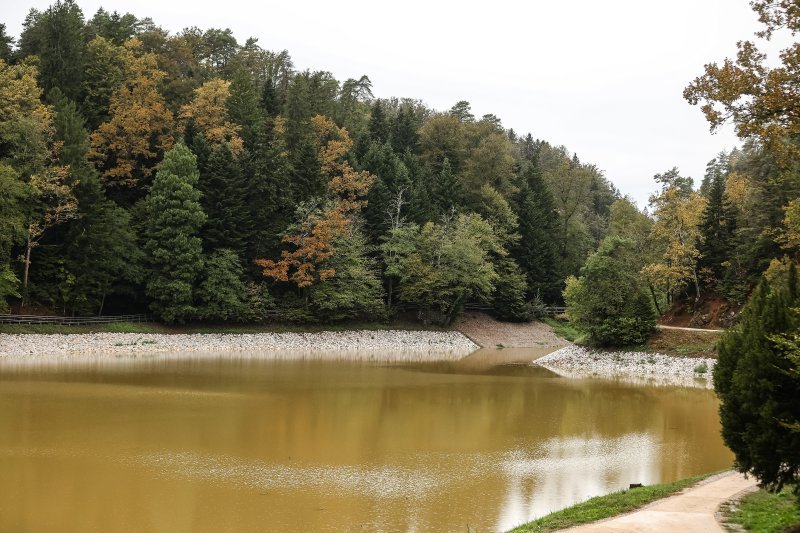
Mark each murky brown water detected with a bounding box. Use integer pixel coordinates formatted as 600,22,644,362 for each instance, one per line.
0,348,730,532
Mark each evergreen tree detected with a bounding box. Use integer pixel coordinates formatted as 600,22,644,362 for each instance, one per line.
247,118,292,261
51,91,142,314
391,105,419,154
714,263,800,493
196,248,248,321
431,157,459,216
698,172,735,288
140,143,206,322
227,69,262,149
512,162,562,302
260,77,281,118
30,0,87,101
0,23,14,63
198,143,249,256
368,100,389,144
290,134,324,202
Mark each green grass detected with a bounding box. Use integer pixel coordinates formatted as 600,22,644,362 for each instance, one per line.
723,486,800,532
643,328,720,358
507,471,718,532
542,317,581,343
0,319,441,335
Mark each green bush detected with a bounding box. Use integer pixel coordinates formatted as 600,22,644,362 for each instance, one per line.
563,236,656,347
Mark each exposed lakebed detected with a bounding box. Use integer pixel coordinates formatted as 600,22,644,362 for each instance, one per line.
0,348,731,532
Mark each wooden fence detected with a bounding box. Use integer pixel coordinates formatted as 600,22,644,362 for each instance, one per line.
0,314,151,325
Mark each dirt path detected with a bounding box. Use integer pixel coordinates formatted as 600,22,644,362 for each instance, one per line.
455,312,569,349
566,471,756,532
657,325,725,333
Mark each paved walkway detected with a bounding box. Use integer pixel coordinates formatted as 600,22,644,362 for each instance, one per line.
566,471,756,532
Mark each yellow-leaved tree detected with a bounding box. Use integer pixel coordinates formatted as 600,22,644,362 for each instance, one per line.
178,78,243,155
641,170,707,306
89,38,174,193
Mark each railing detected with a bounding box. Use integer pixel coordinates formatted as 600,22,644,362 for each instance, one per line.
0,314,151,325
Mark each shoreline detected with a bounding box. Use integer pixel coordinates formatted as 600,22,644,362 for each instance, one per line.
534,345,716,388
0,330,479,363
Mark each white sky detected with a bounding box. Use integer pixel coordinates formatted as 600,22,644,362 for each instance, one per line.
1,0,784,206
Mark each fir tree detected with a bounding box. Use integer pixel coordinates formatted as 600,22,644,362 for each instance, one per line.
196,248,248,321
698,172,735,288
198,143,249,256
247,119,292,261
512,162,562,302
431,157,459,216
227,69,262,149
714,264,800,493
140,143,206,323
391,105,419,154
368,100,389,144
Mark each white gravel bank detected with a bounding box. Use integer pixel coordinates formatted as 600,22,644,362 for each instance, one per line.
534,345,716,389
0,330,479,362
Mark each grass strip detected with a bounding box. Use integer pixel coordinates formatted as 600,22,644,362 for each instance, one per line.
508,471,718,532
542,317,581,343
723,486,800,533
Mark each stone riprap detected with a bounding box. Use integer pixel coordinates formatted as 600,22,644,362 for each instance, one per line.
534,345,716,389
0,330,479,362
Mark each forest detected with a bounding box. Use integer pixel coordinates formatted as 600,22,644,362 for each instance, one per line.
0,0,798,332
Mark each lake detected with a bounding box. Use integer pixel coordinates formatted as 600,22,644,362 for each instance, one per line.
0,348,730,532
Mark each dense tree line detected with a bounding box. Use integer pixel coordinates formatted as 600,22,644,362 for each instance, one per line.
0,0,620,325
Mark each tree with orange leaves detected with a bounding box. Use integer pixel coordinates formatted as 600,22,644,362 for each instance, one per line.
89,38,174,198
255,116,374,290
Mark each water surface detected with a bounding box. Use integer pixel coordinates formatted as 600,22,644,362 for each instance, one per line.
0,348,730,532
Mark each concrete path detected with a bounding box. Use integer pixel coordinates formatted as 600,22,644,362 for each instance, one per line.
566,471,756,532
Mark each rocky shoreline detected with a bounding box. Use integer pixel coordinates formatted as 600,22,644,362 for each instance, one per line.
534,345,716,388
0,330,479,362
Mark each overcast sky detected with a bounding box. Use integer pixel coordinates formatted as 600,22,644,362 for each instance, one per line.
2,0,780,206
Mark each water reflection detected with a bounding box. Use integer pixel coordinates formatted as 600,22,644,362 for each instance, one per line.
0,351,731,532
498,434,659,531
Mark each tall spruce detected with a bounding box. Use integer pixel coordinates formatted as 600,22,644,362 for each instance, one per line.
198,143,249,256
512,162,562,302
140,143,206,322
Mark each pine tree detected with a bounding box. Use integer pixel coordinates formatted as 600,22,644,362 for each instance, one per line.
512,163,562,301
30,0,87,101
431,157,459,216
698,172,735,288
714,263,800,492
198,143,249,255
368,100,389,144
247,118,292,261
391,105,419,154
140,143,206,323
196,248,248,321
260,77,281,118
227,69,262,149
0,23,14,63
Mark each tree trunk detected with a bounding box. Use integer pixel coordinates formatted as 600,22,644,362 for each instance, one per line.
648,284,662,316
22,233,32,307
98,290,106,317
